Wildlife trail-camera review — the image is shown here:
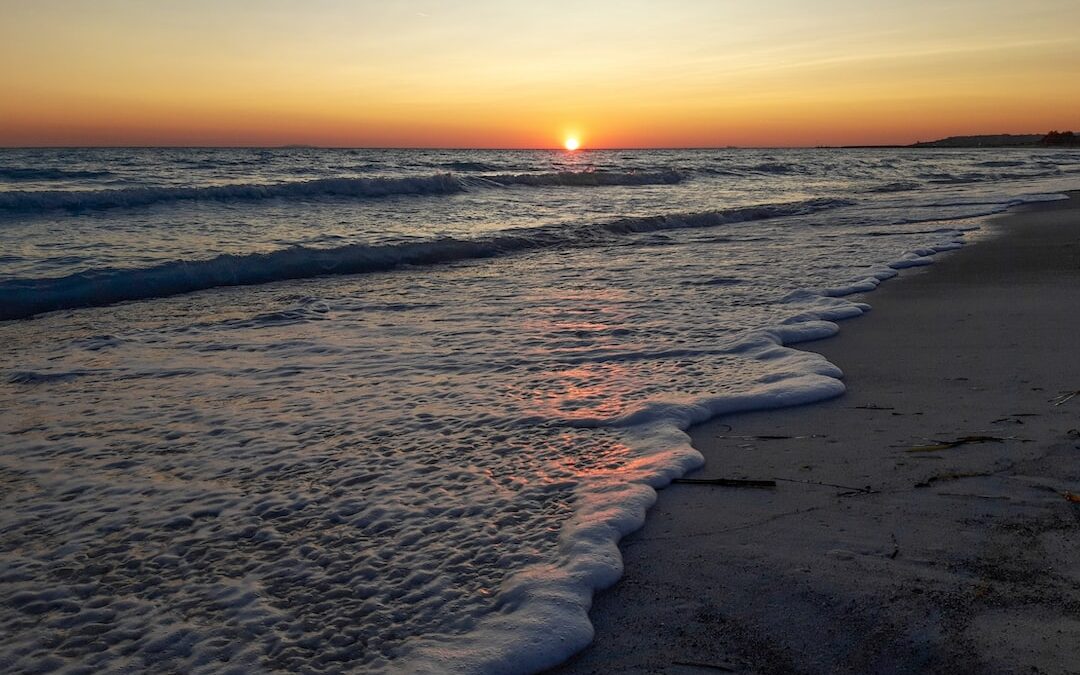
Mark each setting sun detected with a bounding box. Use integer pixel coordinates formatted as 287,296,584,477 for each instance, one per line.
564,137,580,151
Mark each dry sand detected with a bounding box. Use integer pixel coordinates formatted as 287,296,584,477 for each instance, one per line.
553,193,1080,674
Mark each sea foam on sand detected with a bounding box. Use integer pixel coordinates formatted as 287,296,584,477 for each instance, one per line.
558,193,1080,674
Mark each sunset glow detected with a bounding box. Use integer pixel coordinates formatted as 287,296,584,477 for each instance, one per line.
1,1,1078,148
564,137,581,151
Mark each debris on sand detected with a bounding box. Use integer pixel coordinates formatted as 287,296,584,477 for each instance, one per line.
907,435,1007,452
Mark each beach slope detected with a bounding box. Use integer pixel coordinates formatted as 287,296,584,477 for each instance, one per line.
554,193,1080,673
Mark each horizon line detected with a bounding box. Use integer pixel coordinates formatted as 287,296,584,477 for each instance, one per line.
1,136,1065,152
0,143,871,150
1,132,1065,152
0,144,990,151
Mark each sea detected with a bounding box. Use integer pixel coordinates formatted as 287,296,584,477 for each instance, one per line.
1,147,1077,673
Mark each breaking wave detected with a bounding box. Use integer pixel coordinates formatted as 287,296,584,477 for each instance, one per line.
435,161,501,172
0,167,114,181
0,197,851,320
0,170,687,215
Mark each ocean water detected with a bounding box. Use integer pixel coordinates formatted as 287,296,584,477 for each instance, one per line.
0,147,1076,673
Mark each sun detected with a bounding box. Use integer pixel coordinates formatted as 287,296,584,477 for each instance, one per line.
564,137,580,151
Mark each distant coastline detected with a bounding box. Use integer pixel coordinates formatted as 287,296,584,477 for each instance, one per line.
844,130,1079,149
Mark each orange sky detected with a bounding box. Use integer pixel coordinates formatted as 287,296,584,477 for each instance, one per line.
1,0,1078,148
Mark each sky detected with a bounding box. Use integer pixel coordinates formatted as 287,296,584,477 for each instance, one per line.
1,0,1078,148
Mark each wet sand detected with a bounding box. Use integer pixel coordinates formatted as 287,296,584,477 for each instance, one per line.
554,192,1080,673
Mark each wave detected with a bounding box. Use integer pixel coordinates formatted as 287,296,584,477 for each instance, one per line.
0,170,686,215
435,161,501,172
0,197,851,320
474,170,684,187
6,369,91,384
0,167,113,181
748,162,797,174
975,160,1026,168
867,180,921,193
0,174,465,214
919,168,1066,185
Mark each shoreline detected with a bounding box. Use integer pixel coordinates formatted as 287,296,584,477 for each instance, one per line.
553,192,1080,673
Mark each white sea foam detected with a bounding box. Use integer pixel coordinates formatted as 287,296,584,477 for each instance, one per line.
0,223,972,673
395,269,902,673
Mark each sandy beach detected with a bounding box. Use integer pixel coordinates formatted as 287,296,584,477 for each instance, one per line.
555,193,1080,674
